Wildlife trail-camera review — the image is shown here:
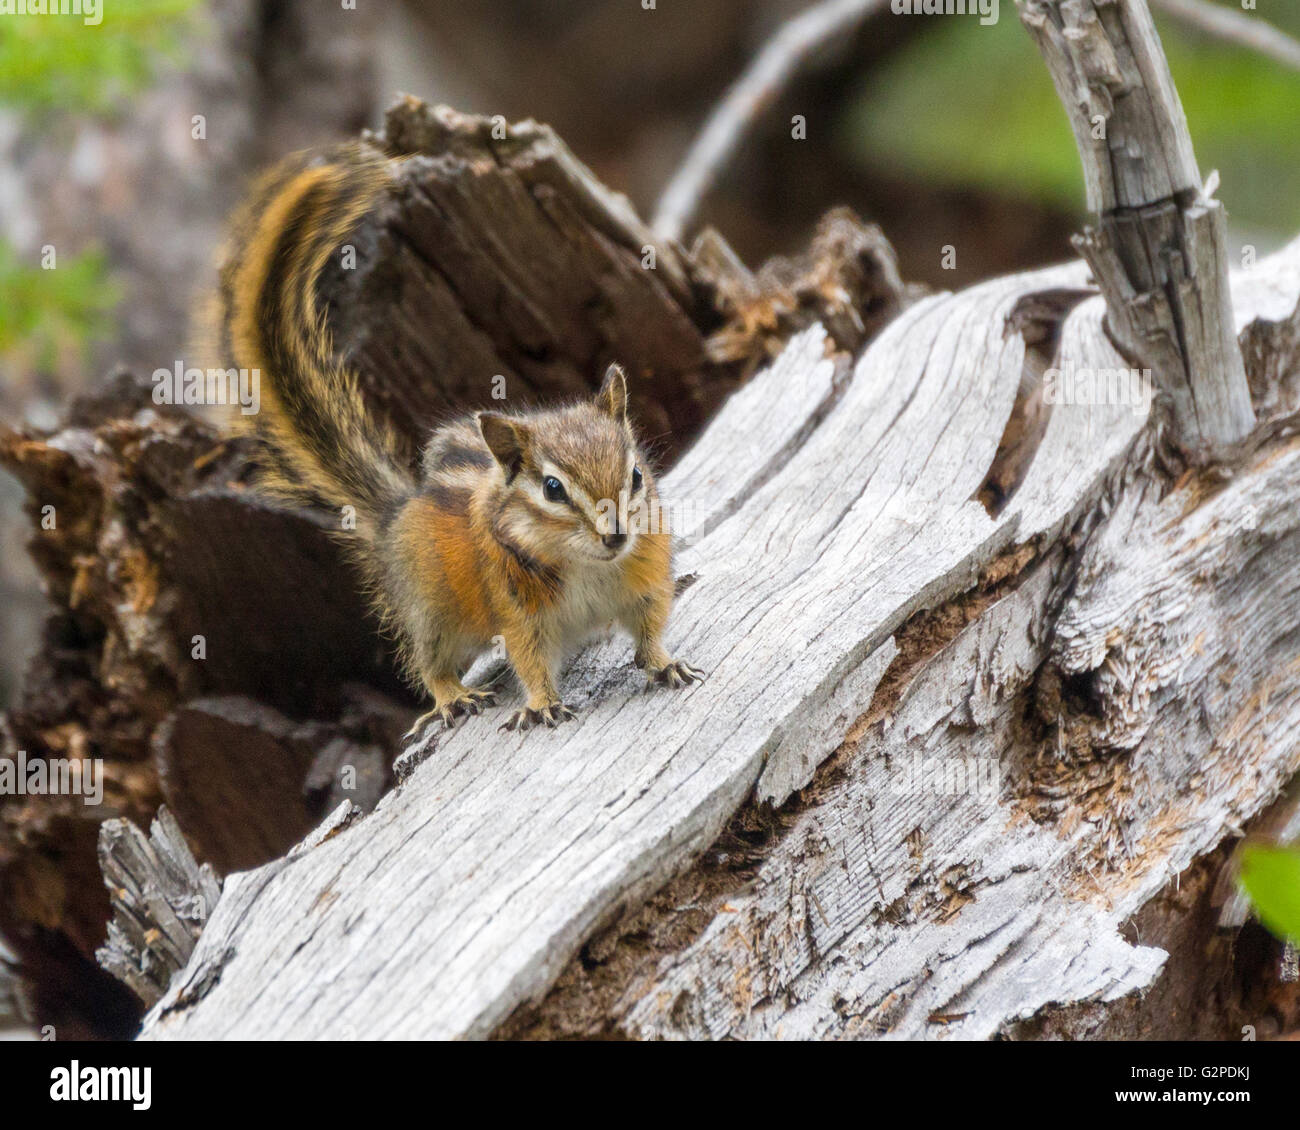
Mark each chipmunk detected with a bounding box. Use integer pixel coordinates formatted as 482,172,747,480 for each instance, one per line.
213,142,702,738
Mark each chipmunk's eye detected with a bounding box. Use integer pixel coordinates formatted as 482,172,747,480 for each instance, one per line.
543,476,568,503
631,466,643,494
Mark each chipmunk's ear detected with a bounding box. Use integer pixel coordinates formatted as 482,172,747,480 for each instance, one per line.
596,363,628,423
478,412,531,480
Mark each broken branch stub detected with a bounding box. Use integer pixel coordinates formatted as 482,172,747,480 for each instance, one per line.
96,808,222,1008
1018,0,1256,459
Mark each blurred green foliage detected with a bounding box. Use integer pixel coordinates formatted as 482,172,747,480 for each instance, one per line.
0,0,200,114
842,5,1300,240
1240,844,1300,943
0,242,120,371
0,0,201,376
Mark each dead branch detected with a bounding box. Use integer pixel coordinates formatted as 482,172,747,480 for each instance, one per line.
1153,0,1300,71
1018,0,1256,459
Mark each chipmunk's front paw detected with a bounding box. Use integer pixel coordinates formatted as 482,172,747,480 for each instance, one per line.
403,688,498,741
499,702,577,732
645,659,705,690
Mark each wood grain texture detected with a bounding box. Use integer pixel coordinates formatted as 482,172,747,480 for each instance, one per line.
122,247,1130,1038
0,99,910,1032
539,429,1300,1039
0,935,29,1034
501,245,1300,1041
323,100,904,466
140,228,1300,1039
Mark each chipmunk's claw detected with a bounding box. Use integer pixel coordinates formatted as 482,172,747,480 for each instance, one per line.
404,689,498,741
646,659,705,690
457,687,498,716
500,703,577,732
402,711,442,742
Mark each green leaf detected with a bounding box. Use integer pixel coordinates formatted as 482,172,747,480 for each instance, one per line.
0,241,121,371
0,0,203,117
1240,844,1300,943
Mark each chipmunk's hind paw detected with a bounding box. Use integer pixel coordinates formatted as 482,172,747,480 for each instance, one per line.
646,659,705,690
500,703,577,732
404,688,498,741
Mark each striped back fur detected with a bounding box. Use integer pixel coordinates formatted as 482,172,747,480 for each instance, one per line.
214,143,412,535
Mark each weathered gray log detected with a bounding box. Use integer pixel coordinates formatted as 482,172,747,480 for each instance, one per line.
522,274,1300,1040
1,96,908,1033
96,808,222,1008
1017,0,1256,459
77,22,1300,1036
131,225,1300,1038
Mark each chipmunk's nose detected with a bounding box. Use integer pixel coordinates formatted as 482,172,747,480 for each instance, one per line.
602,532,627,551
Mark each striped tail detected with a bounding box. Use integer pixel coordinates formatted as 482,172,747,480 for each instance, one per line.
215,143,412,534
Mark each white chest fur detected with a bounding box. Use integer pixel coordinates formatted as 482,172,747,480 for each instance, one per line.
552,559,627,655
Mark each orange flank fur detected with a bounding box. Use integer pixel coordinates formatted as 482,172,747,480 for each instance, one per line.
397,497,495,642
